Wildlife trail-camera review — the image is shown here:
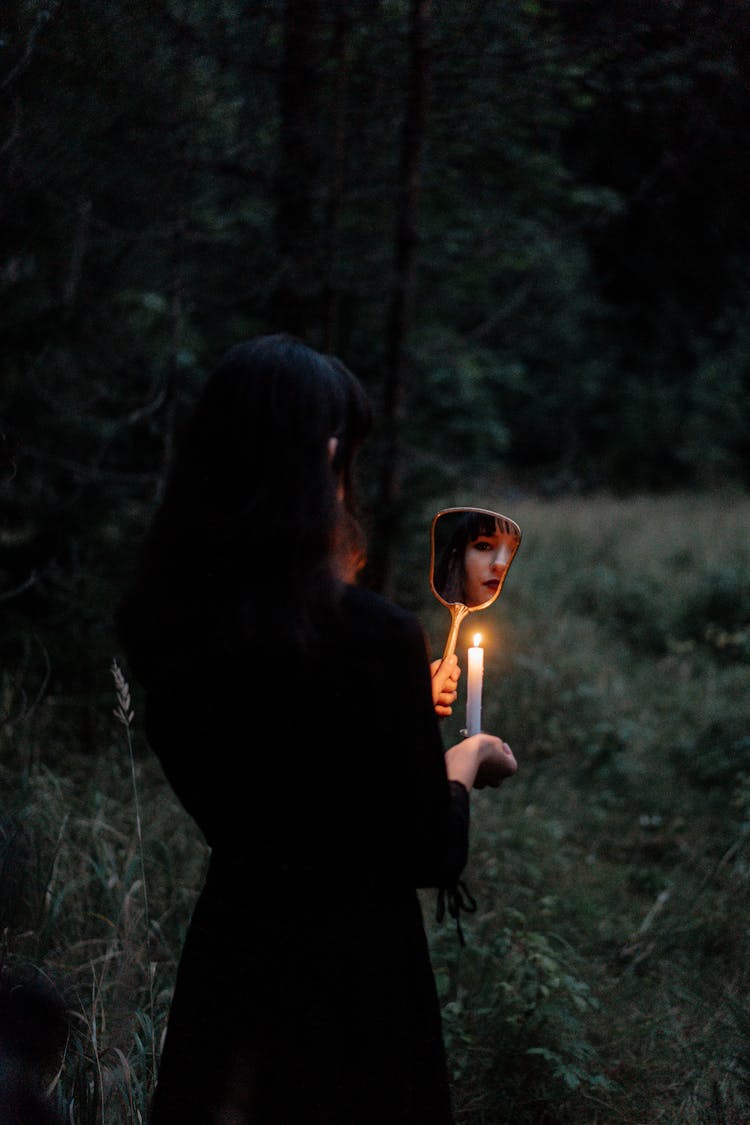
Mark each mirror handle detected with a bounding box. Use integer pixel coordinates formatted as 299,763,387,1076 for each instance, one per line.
442,602,471,661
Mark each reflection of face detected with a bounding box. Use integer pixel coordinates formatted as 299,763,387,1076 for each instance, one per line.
463,529,514,606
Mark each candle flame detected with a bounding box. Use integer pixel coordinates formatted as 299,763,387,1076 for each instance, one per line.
473,633,482,647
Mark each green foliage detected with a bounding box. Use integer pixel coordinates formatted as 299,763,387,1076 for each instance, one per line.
426,493,750,1120
402,327,513,497
432,918,615,1118
676,564,750,644
0,664,207,1122
4,0,750,701
2,495,750,1122
571,564,672,653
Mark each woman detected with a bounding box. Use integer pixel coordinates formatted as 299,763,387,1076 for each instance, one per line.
434,511,520,607
115,334,517,1124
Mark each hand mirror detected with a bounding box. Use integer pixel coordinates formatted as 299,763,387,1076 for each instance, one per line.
430,507,522,660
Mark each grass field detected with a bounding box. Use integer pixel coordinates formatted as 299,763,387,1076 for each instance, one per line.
3,492,750,1123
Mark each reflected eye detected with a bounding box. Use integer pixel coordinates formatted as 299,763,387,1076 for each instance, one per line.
470,538,496,552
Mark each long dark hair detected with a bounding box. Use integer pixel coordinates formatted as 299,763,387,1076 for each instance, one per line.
115,334,372,686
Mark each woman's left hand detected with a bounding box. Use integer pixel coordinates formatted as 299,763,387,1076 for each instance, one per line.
431,654,461,717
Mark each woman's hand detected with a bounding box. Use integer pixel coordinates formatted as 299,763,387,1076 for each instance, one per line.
473,736,517,789
444,733,517,790
430,655,461,717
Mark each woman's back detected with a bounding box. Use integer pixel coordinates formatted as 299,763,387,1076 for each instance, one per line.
143,584,463,1125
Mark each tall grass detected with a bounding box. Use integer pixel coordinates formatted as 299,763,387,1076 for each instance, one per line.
422,490,750,1122
2,492,749,1122
0,663,208,1122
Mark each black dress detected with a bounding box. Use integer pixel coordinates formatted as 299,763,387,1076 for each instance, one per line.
142,585,470,1124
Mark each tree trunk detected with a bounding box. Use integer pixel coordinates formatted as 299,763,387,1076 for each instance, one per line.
62,196,92,308
271,0,324,343
322,0,351,354
369,0,431,594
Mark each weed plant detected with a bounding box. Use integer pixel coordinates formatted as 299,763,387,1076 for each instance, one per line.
0,665,208,1123
3,492,750,1122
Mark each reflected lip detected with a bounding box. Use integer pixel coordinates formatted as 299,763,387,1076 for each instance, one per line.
484,579,499,590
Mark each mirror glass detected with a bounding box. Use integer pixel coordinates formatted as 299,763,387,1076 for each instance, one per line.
430,507,522,611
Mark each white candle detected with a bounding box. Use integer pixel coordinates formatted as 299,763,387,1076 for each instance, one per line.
466,632,484,736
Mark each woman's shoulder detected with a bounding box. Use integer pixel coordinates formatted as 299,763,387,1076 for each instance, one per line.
340,584,425,644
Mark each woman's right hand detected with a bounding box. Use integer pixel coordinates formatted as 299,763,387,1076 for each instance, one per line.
430,654,461,717
444,733,517,791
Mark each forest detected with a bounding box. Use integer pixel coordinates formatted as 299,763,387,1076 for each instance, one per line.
2,1,750,1121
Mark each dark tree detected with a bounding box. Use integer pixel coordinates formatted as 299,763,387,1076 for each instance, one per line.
369,0,432,594
270,0,325,342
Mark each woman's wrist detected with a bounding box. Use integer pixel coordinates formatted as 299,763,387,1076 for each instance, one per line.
444,741,480,790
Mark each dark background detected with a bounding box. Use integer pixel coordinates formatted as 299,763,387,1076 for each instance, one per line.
3,0,750,713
